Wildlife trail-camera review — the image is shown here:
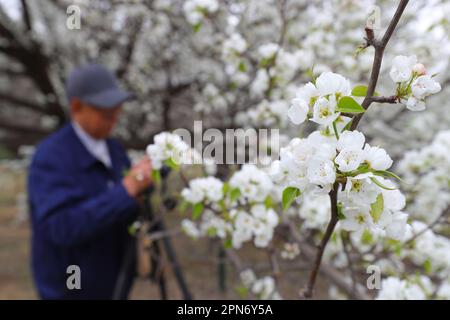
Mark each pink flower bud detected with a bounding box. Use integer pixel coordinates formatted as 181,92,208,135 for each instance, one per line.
413,63,427,75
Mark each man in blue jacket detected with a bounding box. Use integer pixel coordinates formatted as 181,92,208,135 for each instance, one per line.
28,64,153,299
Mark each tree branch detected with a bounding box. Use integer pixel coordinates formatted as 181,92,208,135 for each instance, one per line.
0,91,51,114
302,182,339,298
370,95,398,104
287,221,369,300
350,0,409,131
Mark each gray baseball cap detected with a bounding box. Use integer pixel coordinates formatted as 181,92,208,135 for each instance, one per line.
65,64,134,109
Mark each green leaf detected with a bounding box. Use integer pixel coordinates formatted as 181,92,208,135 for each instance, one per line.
207,227,217,237
352,85,368,97
332,120,339,139
336,203,346,220
373,170,403,182
337,96,365,113
361,230,373,244
424,259,432,274
264,195,273,209
351,85,380,97
370,177,397,190
193,23,202,33
282,187,301,211
128,222,139,236
178,199,189,213
370,194,384,223
224,238,233,249
230,188,241,203
306,65,317,84
164,157,179,170
235,285,249,299
222,182,230,195
238,61,247,73
152,169,161,185
192,202,204,220
331,232,337,243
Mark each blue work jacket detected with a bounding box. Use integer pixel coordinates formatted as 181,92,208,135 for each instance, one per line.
28,123,139,299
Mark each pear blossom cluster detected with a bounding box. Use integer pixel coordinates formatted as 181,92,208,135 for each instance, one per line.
230,205,279,248
181,176,224,204
229,164,274,204
389,55,442,111
240,269,282,300
181,210,232,240
287,71,351,127
183,0,219,26
180,204,280,249
376,276,432,300
146,132,190,170
271,128,409,240
145,132,217,175
179,165,280,249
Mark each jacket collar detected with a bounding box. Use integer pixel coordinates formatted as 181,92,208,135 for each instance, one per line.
65,123,119,171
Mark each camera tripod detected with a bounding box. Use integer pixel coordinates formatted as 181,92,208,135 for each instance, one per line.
113,168,192,300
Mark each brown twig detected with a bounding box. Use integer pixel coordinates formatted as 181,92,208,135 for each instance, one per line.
341,232,357,294
287,221,369,300
370,95,399,104
350,0,410,131
302,183,339,298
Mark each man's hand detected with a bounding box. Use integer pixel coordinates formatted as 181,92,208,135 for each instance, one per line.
122,157,153,198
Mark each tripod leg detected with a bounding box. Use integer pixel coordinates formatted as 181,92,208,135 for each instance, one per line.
218,246,227,293
150,241,168,300
144,188,192,300
113,238,135,300
157,219,193,300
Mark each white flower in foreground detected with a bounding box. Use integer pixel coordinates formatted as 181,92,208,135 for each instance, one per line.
335,147,364,172
288,98,309,125
411,75,441,100
389,55,417,83
339,205,374,232
363,144,393,170
311,96,340,126
343,174,380,207
337,130,365,151
294,82,318,104
405,96,426,111
306,156,336,186
315,71,351,97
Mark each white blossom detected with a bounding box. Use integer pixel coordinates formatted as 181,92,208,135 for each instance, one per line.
389,55,417,83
